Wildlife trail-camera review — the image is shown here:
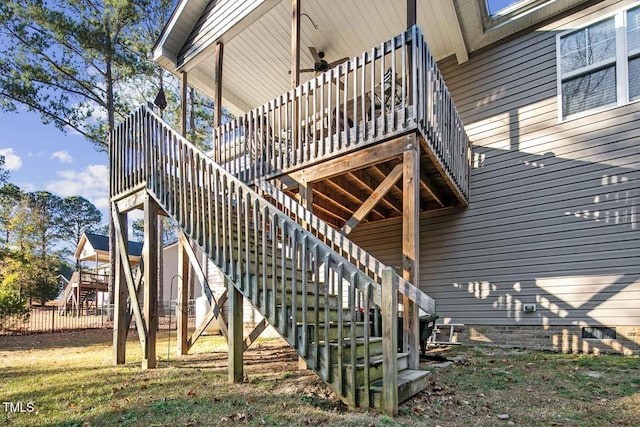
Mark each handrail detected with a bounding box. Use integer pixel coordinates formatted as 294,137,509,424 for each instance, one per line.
211,25,469,202
413,28,470,201
258,180,436,315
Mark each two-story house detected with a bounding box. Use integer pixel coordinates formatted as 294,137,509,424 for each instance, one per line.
109,0,639,415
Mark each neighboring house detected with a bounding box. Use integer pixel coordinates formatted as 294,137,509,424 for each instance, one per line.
60,232,143,312
162,239,272,327
109,0,640,414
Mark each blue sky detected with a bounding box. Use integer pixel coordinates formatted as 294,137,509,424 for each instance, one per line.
487,0,523,15
0,109,110,222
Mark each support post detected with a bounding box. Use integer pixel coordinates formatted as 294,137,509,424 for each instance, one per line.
228,278,244,383
290,0,300,88
407,0,416,28
177,232,190,355
214,42,224,128
299,182,313,210
381,267,398,416
402,134,420,369
112,208,128,365
298,180,312,370
142,195,159,370
180,72,188,137
291,0,301,145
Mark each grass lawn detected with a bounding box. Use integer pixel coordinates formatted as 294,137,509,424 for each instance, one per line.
0,330,638,426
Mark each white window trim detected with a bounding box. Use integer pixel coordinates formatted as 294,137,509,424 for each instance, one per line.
556,2,640,122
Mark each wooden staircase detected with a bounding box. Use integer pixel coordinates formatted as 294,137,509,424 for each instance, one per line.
59,271,80,315
110,105,437,415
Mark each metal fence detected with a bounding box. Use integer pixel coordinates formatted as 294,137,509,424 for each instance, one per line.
0,301,196,335
0,305,109,335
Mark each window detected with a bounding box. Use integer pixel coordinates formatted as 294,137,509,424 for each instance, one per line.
628,7,640,101
582,326,616,340
486,0,527,16
557,4,640,120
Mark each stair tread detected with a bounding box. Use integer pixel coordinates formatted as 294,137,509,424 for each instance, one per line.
331,336,383,347
345,352,409,369
369,369,430,390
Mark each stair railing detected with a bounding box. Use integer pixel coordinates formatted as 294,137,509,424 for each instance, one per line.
257,180,436,316
59,271,81,314
111,105,407,407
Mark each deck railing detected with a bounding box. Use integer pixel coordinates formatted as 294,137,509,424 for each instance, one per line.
212,25,469,201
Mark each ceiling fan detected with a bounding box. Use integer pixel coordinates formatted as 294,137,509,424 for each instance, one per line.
299,46,349,74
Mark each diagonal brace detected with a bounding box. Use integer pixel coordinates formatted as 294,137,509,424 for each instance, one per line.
341,163,403,235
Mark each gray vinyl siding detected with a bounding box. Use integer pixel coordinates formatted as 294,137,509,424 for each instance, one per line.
350,0,640,327
178,0,265,66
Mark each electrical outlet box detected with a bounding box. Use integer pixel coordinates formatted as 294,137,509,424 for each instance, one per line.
523,303,536,312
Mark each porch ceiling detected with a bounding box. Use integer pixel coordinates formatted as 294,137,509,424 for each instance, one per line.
162,0,468,115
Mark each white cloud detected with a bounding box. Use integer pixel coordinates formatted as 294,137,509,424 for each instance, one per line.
0,148,23,171
51,150,73,163
19,182,35,192
46,164,109,208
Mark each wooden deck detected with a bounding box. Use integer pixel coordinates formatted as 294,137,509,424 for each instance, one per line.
59,271,109,315
210,27,470,229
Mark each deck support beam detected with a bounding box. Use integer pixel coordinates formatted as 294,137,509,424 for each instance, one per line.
407,0,416,28
142,195,159,370
112,207,128,365
298,180,312,370
290,0,300,88
402,134,420,370
180,72,188,136
283,134,408,187
228,278,244,383
177,231,190,356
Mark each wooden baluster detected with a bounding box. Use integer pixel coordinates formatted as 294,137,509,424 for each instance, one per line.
343,64,349,146
391,39,397,132
371,47,377,139
362,281,371,407
300,235,308,357
401,31,407,128
322,253,331,382
261,205,269,318
336,262,344,398
320,73,325,157
328,69,333,152
271,213,279,326
352,56,358,145
361,52,367,142
279,219,288,334
348,271,357,406
312,244,320,370
244,193,251,295
236,187,243,285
